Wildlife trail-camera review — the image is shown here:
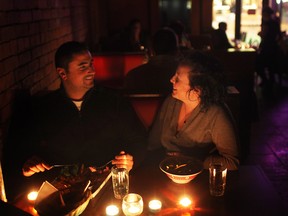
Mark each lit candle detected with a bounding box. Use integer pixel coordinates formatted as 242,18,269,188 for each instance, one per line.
128,206,141,214
179,197,192,207
27,191,38,202
122,193,143,215
149,199,162,212
106,205,119,216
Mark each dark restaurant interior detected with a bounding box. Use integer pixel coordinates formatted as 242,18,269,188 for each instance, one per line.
0,0,288,215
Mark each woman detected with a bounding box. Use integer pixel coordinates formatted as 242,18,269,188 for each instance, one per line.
148,51,239,170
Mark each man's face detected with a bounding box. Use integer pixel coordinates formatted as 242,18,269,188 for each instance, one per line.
63,51,95,94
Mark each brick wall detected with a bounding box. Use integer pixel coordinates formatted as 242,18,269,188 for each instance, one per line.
0,0,90,156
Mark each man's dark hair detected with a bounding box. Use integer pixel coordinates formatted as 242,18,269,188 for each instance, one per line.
152,27,178,55
169,20,184,37
218,22,227,30
54,41,88,71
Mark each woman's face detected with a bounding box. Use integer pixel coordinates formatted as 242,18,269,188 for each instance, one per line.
170,65,191,101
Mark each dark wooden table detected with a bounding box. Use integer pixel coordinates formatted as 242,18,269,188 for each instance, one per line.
81,164,287,216
11,164,287,216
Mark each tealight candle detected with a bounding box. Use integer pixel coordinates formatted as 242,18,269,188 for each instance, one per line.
27,191,38,201
128,206,141,214
148,199,162,212
106,205,119,216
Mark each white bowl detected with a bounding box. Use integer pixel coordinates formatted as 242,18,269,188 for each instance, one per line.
159,156,203,184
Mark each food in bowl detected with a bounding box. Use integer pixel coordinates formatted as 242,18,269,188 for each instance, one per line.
159,156,203,184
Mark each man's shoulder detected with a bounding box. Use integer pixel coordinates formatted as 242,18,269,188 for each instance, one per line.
33,89,61,102
31,89,68,111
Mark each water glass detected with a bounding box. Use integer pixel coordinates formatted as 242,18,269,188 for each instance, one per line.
111,166,129,199
209,163,227,196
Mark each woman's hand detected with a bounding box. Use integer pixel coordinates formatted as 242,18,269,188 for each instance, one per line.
112,151,134,172
22,156,52,177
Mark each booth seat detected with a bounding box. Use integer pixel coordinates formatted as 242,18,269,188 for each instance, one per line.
124,87,239,132
92,52,145,83
211,48,257,159
124,93,165,130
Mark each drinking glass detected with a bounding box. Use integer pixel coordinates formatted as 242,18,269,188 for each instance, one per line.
111,166,129,199
209,162,227,196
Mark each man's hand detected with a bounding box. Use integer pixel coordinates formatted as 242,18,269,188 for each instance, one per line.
22,156,52,177
112,151,134,172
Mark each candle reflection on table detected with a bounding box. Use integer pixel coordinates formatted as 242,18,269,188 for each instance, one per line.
179,197,192,207
148,199,162,212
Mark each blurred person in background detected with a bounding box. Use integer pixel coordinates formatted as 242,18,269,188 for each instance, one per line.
256,6,282,95
169,20,192,51
124,27,180,95
211,22,233,50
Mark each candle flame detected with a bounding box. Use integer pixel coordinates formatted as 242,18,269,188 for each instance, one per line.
106,205,119,216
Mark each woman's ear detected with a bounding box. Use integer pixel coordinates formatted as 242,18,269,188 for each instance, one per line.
57,68,67,80
188,88,201,102
194,87,201,95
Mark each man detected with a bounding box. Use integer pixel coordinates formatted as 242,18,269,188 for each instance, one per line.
124,27,179,95
3,41,147,200
256,7,282,94
211,22,233,50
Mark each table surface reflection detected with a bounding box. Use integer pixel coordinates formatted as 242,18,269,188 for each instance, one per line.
13,164,287,216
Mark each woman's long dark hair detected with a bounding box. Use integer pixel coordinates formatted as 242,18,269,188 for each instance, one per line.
178,50,227,110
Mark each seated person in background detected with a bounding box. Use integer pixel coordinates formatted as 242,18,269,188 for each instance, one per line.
211,22,233,50
124,27,179,95
2,41,147,200
169,20,192,51
148,51,239,170
108,18,149,52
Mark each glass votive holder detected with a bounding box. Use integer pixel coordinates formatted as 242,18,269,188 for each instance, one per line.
106,204,119,216
148,199,162,213
122,193,143,216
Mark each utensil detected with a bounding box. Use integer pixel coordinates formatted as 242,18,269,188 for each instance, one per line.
91,172,112,198
175,163,187,169
52,164,76,168
52,160,112,170
92,160,113,171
